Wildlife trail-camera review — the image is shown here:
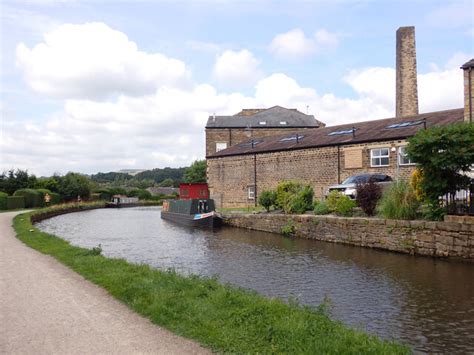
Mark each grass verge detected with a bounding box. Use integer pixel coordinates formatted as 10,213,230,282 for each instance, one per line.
13,209,409,354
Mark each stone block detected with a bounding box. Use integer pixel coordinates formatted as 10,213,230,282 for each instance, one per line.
436,222,462,232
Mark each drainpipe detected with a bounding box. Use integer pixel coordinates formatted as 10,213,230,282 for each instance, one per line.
254,153,257,207
228,128,232,146
337,145,341,184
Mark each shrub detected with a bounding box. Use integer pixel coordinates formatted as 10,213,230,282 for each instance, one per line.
258,190,276,212
410,168,424,201
0,191,8,210
377,180,419,220
281,220,296,237
49,192,62,205
334,196,356,217
13,189,42,208
128,189,152,200
313,201,330,215
7,196,25,209
356,179,382,216
326,190,343,212
287,186,314,214
275,181,302,210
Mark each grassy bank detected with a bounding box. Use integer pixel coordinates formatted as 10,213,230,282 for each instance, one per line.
13,209,408,354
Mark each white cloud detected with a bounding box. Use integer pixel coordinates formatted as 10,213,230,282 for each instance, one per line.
16,22,190,100
269,28,339,59
212,49,261,88
269,28,315,59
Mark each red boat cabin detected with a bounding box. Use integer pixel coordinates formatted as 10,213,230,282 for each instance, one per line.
179,183,209,200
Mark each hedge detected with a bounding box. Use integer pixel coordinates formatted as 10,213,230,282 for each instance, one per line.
0,192,8,210
35,189,62,206
7,196,25,209
13,189,42,208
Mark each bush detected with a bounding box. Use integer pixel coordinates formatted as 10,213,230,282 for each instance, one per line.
128,189,152,200
313,201,330,215
287,186,314,214
281,220,296,237
356,179,382,216
13,189,42,208
258,190,277,212
326,190,342,212
7,196,25,209
0,191,8,210
334,196,356,217
49,192,62,205
377,180,419,220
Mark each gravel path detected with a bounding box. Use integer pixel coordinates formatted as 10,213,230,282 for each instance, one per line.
0,211,210,355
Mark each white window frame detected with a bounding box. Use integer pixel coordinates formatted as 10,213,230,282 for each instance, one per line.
247,186,255,200
215,142,228,152
398,146,415,166
370,148,390,167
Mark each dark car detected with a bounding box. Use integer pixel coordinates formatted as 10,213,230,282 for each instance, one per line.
326,174,393,200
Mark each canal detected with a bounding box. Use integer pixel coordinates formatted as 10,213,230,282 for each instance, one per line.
36,207,474,353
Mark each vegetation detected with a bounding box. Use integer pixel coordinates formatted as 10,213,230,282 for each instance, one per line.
281,220,296,237
274,181,314,214
127,189,152,200
13,210,408,354
313,201,330,215
0,169,37,195
325,191,356,217
406,123,474,218
258,190,277,212
183,160,207,183
58,172,92,201
7,196,25,209
377,181,419,220
0,191,7,210
13,189,42,208
356,179,383,216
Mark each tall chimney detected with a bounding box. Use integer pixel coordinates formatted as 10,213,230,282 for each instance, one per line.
396,26,419,117
461,59,474,123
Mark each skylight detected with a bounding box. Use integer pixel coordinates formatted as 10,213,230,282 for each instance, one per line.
386,120,424,129
279,121,287,125
328,128,356,136
259,121,267,125
279,135,304,142
238,139,262,147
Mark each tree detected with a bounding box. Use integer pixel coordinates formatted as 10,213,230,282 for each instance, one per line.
406,123,474,215
0,169,37,195
258,190,277,212
158,178,175,187
356,178,382,216
58,172,92,201
183,160,207,183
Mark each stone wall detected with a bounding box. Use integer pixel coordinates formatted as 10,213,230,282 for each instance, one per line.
206,127,320,156
207,139,416,208
223,213,474,261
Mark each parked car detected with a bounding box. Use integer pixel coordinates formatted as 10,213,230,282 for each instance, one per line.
325,174,393,200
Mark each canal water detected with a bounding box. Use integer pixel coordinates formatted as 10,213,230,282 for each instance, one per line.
36,207,474,353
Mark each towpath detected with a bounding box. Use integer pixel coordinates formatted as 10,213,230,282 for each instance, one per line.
0,211,210,354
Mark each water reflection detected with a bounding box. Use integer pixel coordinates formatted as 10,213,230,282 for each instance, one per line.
37,207,474,353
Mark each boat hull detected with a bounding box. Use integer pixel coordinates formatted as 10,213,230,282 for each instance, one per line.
105,202,142,208
161,211,221,228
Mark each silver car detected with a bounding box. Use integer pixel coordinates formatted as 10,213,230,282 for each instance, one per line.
326,174,393,200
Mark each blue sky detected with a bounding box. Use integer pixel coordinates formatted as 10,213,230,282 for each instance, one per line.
1,0,473,175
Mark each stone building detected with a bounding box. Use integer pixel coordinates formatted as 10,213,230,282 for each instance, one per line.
207,109,464,208
462,59,474,123
205,106,325,156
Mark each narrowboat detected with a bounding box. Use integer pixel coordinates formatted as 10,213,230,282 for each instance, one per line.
106,195,140,208
161,199,221,228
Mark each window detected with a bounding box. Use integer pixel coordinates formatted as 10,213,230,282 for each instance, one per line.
216,142,227,152
371,148,389,167
247,186,255,200
259,121,267,125
279,135,304,142
279,121,287,125
386,120,424,129
328,128,356,136
398,146,415,165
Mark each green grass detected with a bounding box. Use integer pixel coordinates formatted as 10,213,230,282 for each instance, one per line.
217,206,266,213
13,209,409,354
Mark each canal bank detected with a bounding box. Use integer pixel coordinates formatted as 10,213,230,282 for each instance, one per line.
0,210,209,354
222,213,474,261
11,207,408,354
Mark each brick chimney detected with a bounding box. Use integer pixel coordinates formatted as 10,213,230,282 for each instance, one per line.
396,26,419,117
461,59,474,123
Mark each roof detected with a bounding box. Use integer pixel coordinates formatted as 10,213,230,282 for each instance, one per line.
207,108,464,158
205,105,325,128
461,59,474,69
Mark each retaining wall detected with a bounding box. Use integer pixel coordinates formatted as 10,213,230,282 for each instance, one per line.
222,213,474,261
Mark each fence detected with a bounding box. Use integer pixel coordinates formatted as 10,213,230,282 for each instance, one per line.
442,181,474,216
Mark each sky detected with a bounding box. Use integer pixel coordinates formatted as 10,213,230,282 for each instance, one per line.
0,0,473,176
